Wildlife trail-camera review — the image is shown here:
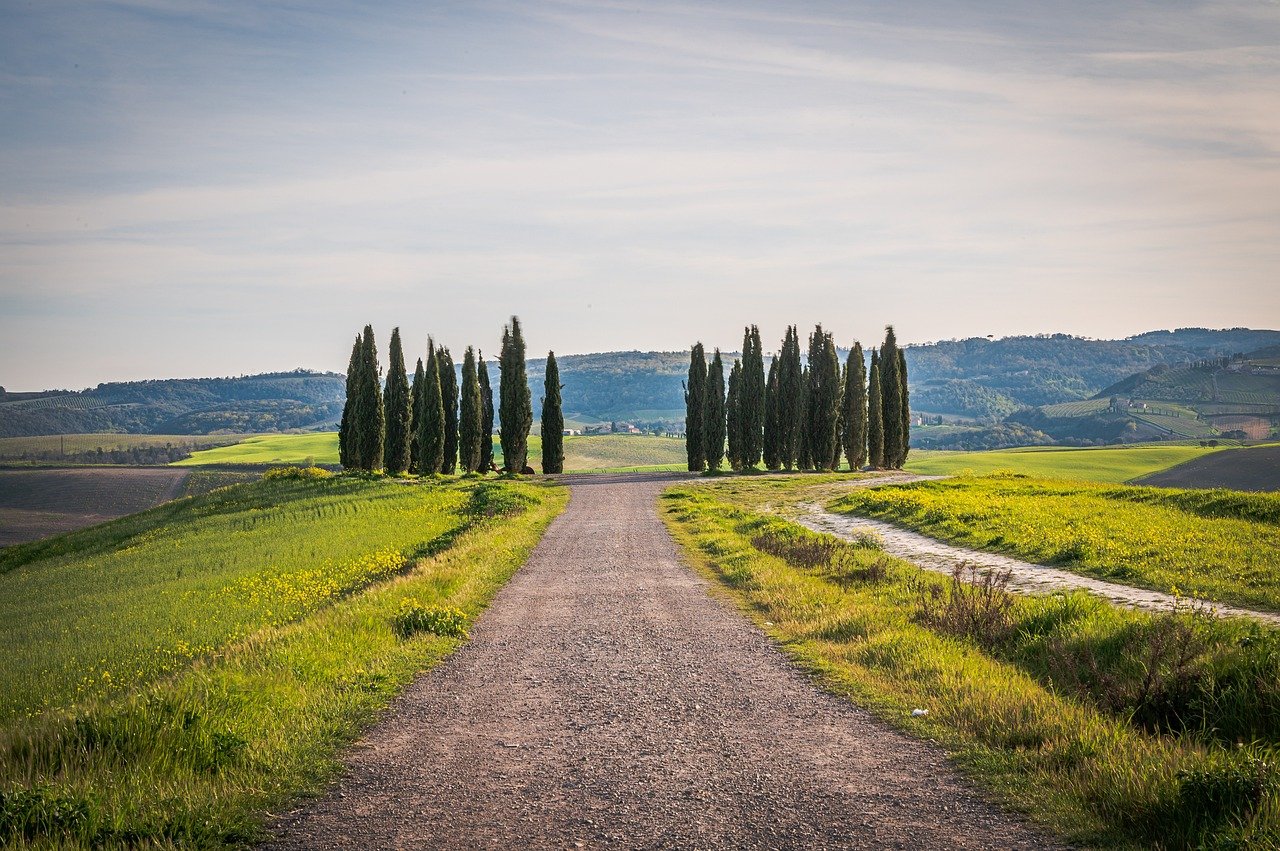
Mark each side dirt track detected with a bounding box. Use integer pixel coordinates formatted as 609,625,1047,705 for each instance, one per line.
267,472,1056,850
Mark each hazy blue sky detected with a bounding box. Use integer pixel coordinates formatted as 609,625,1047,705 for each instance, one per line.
2,0,1279,388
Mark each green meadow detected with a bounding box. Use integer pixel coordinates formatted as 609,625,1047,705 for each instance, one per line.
0,471,566,846
663,481,1280,848
903,443,1228,483
170,433,339,466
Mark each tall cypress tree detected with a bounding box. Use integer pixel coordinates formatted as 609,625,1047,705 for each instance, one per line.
880,326,903,469
898,348,911,467
805,325,841,471
478,351,495,474
541,351,564,474
498,316,532,473
437,346,459,474
842,342,867,471
778,326,803,470
459,347,483,474
726,359,743,472
356,325,384,471
339,334,362,470
763,355,781,470
867,349,885,468
797,365,813,471
409,358,425,473
703,349,726,472
382,327,412,475
684,343,707,472
418,338,445,474
742,326,765,469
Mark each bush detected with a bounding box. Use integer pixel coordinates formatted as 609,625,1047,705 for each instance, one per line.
264,465,332,481
466,482,533,518
0,785,90,844
392,600,469,639
914,564,1015,648
1178,749,1276,829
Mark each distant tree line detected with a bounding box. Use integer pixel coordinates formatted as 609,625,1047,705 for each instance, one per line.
338,316,563,475
684,325,910,472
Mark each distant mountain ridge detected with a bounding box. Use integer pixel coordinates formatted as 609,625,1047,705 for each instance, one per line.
2,328,1278,437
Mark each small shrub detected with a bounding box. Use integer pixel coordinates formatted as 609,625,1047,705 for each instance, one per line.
393,600,469,639
914,564,1015,648
466,483,533,518
0,785,91,844
1178,750,1276,828
264,465,332,481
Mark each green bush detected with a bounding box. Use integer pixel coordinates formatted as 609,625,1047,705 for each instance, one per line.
392,600,469,639
263,465,332,481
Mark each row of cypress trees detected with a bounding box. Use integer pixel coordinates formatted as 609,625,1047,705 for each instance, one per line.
685,325,910,472
339,317,561,475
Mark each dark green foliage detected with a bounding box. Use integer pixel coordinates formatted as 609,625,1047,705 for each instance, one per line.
409,359,425,473
703,349,726,471
763,356,781,470
499,317,533,473
458,347,483,474
842,341,868,470
898,347,911,467
354,325,385,472
338,335,361,470
478,352,495,473
382,328,412,475
726,359,743,471
777,326,803,470
868,350,885,468
436,346,458,475
880,326,904,469
806,325,842,471
741,326,766,469
797,366,813,471
541,352,564,474
417,339,445,475
684,343,707,472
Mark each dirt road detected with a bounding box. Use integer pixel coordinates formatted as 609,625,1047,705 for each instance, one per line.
268,473,1055,850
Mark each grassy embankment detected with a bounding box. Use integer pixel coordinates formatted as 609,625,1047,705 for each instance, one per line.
0,470,566,847
177,432,687,473
904,443,1230,483
663,480,1280,848
831,476,1280,613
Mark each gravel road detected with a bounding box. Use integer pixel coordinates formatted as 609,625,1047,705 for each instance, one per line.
267,473,1056,850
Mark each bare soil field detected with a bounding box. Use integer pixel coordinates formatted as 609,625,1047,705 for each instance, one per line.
268,473,1056,850
1136,444,1280,491
0,467,189,547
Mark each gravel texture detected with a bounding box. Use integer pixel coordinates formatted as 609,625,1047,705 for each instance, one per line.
266,472,1059,850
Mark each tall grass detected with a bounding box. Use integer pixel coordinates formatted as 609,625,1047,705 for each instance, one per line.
662,484,1280,848
0,475,565,847
830,475,1280,612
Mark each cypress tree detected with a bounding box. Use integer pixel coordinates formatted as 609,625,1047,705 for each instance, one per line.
842,342,867,470
805,325,841,471
339,334,361,470
382,328,412,475
541,351,564,474
726,359,743,471
356,325,384,471
417,338,445,474
437,346,459,474
478,352,495,474
742,326,765,469
797,365,813,471
498,316,532,473
684,343,707,472
459,347,483,474
868,349,885,468
898,348,911,467
409,358,425,473
880,326,903,469
763,355,781,470
703,349,726,472
777,326,803,470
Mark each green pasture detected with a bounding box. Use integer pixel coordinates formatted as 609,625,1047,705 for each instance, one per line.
904,443,1227,483
170,433,339,466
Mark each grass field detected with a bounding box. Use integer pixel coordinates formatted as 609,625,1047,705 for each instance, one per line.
178,431,688,473
0,434,251,459
903,443,1227,483
663,481,1280,848
830,475,1280,612
0,471,566,846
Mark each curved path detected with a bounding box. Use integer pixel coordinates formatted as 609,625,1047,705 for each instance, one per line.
268,473,1056,850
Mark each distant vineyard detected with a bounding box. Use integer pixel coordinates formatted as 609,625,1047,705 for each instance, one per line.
1038,399,1109,418
1129,413,1216,438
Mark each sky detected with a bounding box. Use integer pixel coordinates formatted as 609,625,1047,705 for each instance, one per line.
2,0,1279,389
